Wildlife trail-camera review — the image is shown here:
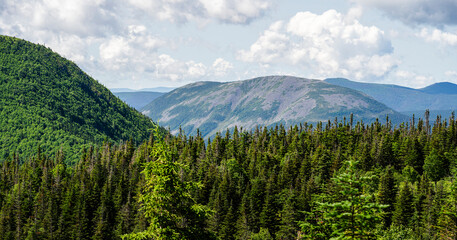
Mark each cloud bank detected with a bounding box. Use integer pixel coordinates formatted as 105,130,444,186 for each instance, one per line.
0,0,256,86
127,0,272,24
239,8,397,81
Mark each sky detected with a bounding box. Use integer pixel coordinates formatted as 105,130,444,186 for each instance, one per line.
1,0,457,89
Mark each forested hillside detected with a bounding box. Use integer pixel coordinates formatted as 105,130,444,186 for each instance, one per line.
1,115,456,239
0,36,155,162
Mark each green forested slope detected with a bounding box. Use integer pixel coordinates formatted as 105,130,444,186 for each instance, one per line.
0,116,456,239
0,35,154,162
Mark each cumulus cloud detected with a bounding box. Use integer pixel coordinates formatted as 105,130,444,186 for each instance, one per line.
127,0,272,24
212,58,234,77
353,0,457,27
154,54,207,81
418,28,457,46
200,0,271,24
445,71,457,77
394,70,434,88
0,0,270,86
239,8,397,80
97,26,217,82
0,0,119,37
99,25,165,71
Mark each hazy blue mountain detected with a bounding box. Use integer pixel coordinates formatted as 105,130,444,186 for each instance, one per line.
113,91,164,110
419,82,457,95
325,78,457,112
111,87,175,93
111,88,136,92
142,76,406,139
401,109,456,122
140,87,175,92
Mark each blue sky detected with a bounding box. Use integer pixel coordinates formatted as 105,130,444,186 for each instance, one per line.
1,0,457,89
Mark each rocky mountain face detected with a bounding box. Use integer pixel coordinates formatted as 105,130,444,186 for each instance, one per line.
142,76,406,138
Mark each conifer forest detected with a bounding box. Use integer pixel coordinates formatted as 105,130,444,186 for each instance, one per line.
1,114,457,239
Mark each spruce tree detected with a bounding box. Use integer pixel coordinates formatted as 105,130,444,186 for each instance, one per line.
377,166,397,228
301,159,386,239
392,183,415,227
122,127,213,240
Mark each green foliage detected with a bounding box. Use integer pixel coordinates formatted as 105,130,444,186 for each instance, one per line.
0,35,155,162
375,226,415,240
377,166,397,228
423,149,447,182
392,183,415,227
1,110,457,239
122,127,213,240
300,159,386,239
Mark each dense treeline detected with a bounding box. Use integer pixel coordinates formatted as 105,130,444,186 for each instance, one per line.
0,35,155,162
1,114,457,239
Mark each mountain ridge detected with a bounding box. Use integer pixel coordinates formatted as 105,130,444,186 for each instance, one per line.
324,78,457,112
419,82,457,95
142,75,406,138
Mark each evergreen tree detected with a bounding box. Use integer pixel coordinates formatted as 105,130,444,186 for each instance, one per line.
301,159,386,239
122,127,213,240
377,166,397,228
392,183,415,227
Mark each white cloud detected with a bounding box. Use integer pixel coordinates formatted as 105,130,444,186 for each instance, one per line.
200,0,271,24
127,0,272,24
0,0,272,87
238,8,397,81
353,0,457,27
98,25,166,71
445,70,457,77
418,28,457,46
155,54,207,81
394,70,434,88
238,21,289,63
0,0,119,37
212,58,234,77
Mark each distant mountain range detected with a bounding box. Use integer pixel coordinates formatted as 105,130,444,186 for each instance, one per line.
111,87,175,93
141,76,406,138
4,34,457,156
0,35,155,162
419,82,457,95
324,78,457,114
113,91,164,110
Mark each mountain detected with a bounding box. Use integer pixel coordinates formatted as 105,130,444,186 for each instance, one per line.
140,87,175,92
324,78,457,113
141,76,406,138
113,91,164,110
111,88,136,92
0,35,155,162
111,87,175,93
419,82,457,95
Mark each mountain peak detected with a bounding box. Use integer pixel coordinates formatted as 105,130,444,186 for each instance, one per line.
142,75,405,139
419,82,457,95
